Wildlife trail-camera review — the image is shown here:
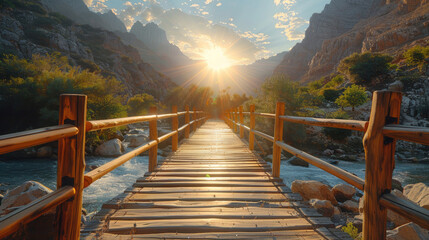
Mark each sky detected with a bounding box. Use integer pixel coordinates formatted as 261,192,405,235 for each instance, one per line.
83,0,330,65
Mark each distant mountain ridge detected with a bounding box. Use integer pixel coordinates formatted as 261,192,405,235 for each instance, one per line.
274,0,429,83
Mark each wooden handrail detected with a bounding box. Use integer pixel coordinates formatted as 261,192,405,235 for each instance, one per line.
276,141,364,190
0,125,78,155
280,116,367,132
225,92,429,237
380,193,429,230
0,186,75,239
251,129,274,142
87,115,156,131
84,140,158,188
383,124,429,145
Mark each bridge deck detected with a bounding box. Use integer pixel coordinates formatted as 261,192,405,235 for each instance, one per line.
82,120,350,239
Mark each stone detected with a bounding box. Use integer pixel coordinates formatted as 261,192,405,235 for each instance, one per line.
392,178,403,192
341,200,359,213
0,181,52,214
403,182,429,210
388,80,404,92
0,194,3,204
387,222,429,240
124,134,149,147
332,184,356,202
287,156,309,167
36,146,53,158
333,206,341,216
95,139,123,157
334,149,345,154
309,199,334,217
322,149,334,156
128,129,145,135
291,180,338,205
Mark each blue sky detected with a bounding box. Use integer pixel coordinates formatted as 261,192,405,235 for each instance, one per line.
85,0,330,64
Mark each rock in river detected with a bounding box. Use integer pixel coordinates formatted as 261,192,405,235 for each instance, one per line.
95,138,123,157
291,180,338,205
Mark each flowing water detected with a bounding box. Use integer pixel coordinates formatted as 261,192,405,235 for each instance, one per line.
0,154,428,214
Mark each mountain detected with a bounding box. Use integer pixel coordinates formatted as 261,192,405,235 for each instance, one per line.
0,0,173,98
41,0,127,33
274,0,429,83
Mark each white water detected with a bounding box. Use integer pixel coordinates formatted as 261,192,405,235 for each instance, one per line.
1,155,428,213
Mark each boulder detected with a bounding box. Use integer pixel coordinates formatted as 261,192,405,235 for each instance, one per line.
125,134,149,147
403,183,429,210
0,181,52,214
36,146,53,158
388,80,404,92
332,184,356,202
322,149,334,156
291,180,338,205
95,139,123,157
309,199,334,217
387,222,429,240
341,200,359,213
287,156,309,167
333,206,341,216
392,179,403,192
128,129,146,135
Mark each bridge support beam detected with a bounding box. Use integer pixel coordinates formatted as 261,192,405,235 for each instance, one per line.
363,91,402,240
55,94,87,240
272,102,285,178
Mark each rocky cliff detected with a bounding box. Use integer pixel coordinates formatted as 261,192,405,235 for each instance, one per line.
0,1,173,98
275,0,429,83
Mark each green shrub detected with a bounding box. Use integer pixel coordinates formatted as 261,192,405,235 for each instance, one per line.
76,58,100,73
127,93,156,116
323,88,342,102
335,85,369,111
338,52,393,85
342,222,360,239
403,45,429,71
323,110,352,141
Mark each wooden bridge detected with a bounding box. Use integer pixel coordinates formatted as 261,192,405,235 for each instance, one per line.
0,91,429,240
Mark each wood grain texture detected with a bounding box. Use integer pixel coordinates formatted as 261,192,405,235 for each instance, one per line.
81,120,341,239
55,94,87,240
172,106,178,151
149,106,158,172
272,102,285,178
362,91,402,240
249,104,256,151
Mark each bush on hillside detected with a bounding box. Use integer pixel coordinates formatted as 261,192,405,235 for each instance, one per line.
323,88,342,102
127,93,156,116
338,52,393,85
403,45,429,71
335,85,369,111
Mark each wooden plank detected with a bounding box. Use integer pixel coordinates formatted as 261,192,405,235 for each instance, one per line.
126,186,287,193
106,218,333,234
127,192,291,202
144,172,270,177
137,176,282,182
132,181,285,188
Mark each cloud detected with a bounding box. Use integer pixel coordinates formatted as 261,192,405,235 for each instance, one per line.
204,0,213,4
240,31,269,42
216,2,222,6
273,0,308,41
118,2,262,64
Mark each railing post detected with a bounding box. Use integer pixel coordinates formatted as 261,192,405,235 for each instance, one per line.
233,108,237,133
193,107,197,132
363,91,402,240
185,106,190,138
239,106,244,138
56,94,87,240
249,104,255,151
172,105,178,151
272,102,285,178
149,106,158,172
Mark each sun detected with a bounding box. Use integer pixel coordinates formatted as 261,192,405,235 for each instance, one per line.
203,47,233,71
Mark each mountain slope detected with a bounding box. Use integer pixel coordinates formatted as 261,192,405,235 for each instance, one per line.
274,0,429,83
0,0,173,98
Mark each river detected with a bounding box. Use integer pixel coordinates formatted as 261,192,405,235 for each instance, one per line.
0,154,428,214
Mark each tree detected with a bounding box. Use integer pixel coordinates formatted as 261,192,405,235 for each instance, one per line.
335,85,369,111
127,93,156,116
338,52,393,85
403,45,429,70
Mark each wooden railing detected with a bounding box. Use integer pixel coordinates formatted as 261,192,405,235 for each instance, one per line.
0,94,207,240
225,91,429,240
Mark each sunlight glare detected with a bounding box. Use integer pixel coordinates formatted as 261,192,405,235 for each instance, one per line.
203,47,233,71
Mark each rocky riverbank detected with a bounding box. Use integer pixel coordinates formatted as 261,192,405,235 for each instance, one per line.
290,180,429,239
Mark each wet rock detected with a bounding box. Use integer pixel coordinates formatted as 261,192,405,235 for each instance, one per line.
403,182,429,210
95,139,123,157
388,80,404,92
392,178,403,192
287,156,309,167
341,200,359,213
0,181,52,215
387,222,429,240
128,129,145,135
309,199,334,217
36,146,53,158
0,194,3,204
329,160,339,165
125,134,149,147
291,180,337,205
113,130,124,141
323,149,334,156
332,184,356,202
